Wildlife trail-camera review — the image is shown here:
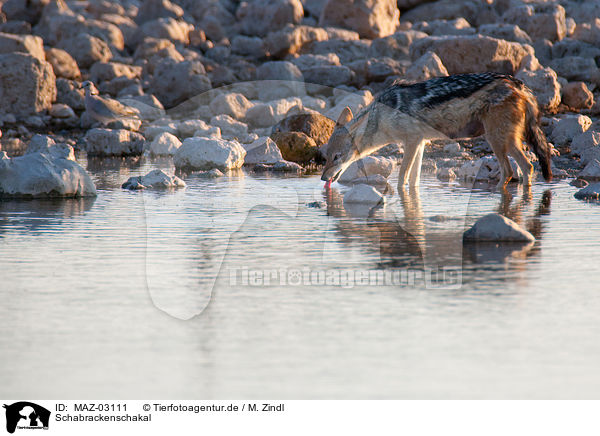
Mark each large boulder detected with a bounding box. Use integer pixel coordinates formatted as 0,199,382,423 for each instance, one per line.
463,213,535,242
151,58,211,108
146,132,182,156
174,137,246,171
0,32,45,60
83,128,146,156
243,137,283,164
550,56,600,84
0,146,96,198
319,0,399,39
271,113,336,146
410,35,533,75
501,3,566,42
236,0,304,37
0,53,56,116
270,131,318,164
57,32,112,69
45,47,81,80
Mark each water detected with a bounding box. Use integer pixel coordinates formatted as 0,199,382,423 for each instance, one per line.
1,156,599,399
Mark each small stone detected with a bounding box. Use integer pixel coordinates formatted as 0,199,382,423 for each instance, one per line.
49,103,76,119
570,178,588,188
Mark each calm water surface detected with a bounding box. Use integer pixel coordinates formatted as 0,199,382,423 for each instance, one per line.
1,155,599,399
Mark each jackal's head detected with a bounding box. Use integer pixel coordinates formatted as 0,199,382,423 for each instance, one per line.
321,107,357,183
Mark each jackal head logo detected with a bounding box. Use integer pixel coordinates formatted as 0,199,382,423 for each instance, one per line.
321,106,357,183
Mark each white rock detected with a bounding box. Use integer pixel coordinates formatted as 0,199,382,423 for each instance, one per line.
50,103,76,119
174,137,246,171
326,90,373,120
209,114,248,140
209,92,254,119
578,159,600,180
343,183,385,206
147,132,181,156
570,131,600,165
463,213,535,242
549,114,592,146
339,156,395,183
443,142,462,154
26,135,76,161
0,147,96,198
243,137,283,164
272,160,303,172
574,182,600,200
176,119,211,138
405,51,448,82
122,169,185,190
83,128,146,156
193,125,222,139
143,123,178,140
245,97,304,128
457,156,521,181
437,167,456,180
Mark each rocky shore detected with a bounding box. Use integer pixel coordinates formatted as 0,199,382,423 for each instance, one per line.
0,0,600,199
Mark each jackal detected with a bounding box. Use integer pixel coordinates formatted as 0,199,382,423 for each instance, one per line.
321,72,553,190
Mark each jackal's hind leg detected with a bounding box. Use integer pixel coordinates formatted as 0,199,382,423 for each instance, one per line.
509,143,534,186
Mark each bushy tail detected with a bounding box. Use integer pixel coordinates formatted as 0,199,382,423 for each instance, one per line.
523,90,552,181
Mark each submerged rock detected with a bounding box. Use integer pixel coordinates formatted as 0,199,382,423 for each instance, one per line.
0,146,96,198
463,213,535,242
343,183,385,206
122,169,185,190
574,182,600,200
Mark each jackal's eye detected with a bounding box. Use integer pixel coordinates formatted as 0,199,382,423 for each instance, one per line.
333,153,341,162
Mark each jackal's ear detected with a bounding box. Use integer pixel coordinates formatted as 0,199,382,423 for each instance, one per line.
336,106,353,126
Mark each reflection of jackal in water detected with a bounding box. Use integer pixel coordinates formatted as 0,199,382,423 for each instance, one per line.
322,73,553,190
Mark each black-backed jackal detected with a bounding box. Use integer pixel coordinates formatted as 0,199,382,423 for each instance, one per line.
321,72,553,190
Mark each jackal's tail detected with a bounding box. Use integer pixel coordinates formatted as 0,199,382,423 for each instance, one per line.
522,88,552,181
